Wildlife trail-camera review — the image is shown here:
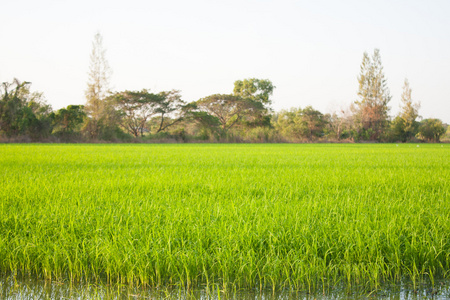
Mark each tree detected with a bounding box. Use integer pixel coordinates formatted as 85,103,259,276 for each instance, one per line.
110,89,162,137
51,105,86,135
399,78,420,140
444,125,450,142
190,79,274,137
274,106,327,141
195,94,264,132
385,79,421,142
83,32,114,139
183,103,221,140
327,107,355,140
0,79,52,139
353,49,391,140
302,106,327,139
233,78,274,127
153,90,186,133
274,107,303,141
0,79,30,137
386,116,407,142
417,119,445,142
233,78,275,105
25,91,53,139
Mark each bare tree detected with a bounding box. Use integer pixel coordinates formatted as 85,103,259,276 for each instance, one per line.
83,32,114,139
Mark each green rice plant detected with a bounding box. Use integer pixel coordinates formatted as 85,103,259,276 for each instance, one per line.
0,143,449,293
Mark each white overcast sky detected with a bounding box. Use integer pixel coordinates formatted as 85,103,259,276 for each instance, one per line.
1,0,449,122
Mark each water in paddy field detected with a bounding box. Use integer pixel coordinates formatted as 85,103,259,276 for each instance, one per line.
1,274,450,300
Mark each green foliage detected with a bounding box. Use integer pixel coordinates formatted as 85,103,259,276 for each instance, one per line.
1,72,445,144
233,78,274,128
153,90,186,133
0,79,53,140
195,94,265,132
81,102,123,141
110,89,162,137
183,107,221,141
417,119,446,142
185,78,275,139
382,78,422,143
443,125,450,142
274,106,327,141
233,78,275,105
385,116,407,142
51,105,86,140
110,89,186,138
241,127,280,143
0,144,449,292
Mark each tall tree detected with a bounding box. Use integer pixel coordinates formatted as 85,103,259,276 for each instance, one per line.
354,49,391,140
399,78,420,140
83,32,114,139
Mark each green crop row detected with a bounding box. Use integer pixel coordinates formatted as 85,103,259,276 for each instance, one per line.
0,144,449,292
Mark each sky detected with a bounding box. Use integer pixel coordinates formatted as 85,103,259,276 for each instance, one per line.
1,0,449,123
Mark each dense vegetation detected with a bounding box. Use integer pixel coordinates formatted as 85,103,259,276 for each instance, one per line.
1,37,448,143
1,144,449,292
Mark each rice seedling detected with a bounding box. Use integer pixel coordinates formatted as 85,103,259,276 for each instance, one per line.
0,143,448,293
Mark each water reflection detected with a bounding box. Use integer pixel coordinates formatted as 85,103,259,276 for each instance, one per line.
1,273,449,299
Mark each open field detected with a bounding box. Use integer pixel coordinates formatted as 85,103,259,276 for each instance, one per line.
0,144,449,292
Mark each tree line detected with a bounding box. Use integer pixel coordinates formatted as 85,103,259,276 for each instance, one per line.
1,35,448,143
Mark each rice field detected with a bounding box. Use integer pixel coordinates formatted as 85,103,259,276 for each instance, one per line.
0,144,449,293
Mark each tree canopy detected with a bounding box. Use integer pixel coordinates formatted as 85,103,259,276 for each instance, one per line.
233,78,275,105
2,45,447,143
0,79,52,140
110,89,162,137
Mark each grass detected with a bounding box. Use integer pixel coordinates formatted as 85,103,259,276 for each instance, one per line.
0,143,449,292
